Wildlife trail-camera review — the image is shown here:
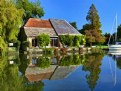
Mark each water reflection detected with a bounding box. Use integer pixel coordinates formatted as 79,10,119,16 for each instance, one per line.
2,51,121,91
0,55,44,91
25,54,85,82
0,56,25,91
82,53,104,91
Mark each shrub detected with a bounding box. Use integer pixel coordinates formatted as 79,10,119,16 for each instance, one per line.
43,48,53,54
59,34,86,47
59,54,84,66
36,57,51,68
37,33,50,48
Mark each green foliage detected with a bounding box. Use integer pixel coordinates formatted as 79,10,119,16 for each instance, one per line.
86,4,101,30
0,55,44,91
25,82,44,91
104,33,114,45
59,35,86,47
85,30,105,46
0,0,24,42
21,41,29,51
36,57,51,68
43,48,53,54
60,54,85,66
0,36,7,55
37,33,50,48
82,53,104,91
0,56,25,91
117,24,121,41
19,53,29,75
80,4,105,46
16,0,44,22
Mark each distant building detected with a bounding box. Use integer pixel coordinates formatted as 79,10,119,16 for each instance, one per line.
19,18,81,48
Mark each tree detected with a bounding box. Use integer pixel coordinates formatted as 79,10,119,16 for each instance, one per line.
79,24,92,34
85,30,95,46
117,24,121,41
104,33,114,45
0,0,24,42
37,33,50,48
70,22,78,29
80,4,105,46
86,4,101,30
16,0,44,22
0,36,7,55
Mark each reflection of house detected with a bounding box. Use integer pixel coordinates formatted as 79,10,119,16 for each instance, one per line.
25,65,57,82
25,65,79,82
19,18,81,48
50,66,79,80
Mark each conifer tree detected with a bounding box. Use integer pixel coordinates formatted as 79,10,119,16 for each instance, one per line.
80,4,105,46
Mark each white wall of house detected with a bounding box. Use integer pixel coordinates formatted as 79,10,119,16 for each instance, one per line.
27,38,32,48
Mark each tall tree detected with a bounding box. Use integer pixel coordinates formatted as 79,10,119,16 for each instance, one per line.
16,0,44,22
0,0,24,42
80,4,105,46
86,4,101,31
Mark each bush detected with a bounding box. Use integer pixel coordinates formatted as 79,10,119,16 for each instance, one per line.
59,54,85,66
59,34,86,47
37,33,50,48
43,48,53,54
36,57,50,68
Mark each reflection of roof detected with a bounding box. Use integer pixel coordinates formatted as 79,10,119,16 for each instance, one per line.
51,66,79,80
26,72,53,82
25,65,57,82
50,19,81,35
25,65,79,82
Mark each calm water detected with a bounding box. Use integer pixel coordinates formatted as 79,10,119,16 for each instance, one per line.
1,51,121,91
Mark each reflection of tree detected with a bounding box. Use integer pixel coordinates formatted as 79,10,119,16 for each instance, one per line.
112,55,121,69
117,57,121,69
19,53,29,75
0,56,44,91
0,56,25,91
59,54,85,66
25,81,44,91
82,53,104,91
36,56,51,68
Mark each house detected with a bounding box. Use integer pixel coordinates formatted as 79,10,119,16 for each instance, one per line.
19,18,81,48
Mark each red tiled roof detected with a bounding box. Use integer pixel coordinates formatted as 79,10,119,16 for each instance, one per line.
25,18,53,28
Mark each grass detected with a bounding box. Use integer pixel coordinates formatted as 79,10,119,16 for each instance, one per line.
95,45,109,49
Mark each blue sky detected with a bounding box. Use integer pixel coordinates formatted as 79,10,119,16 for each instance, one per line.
33,0,121,33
